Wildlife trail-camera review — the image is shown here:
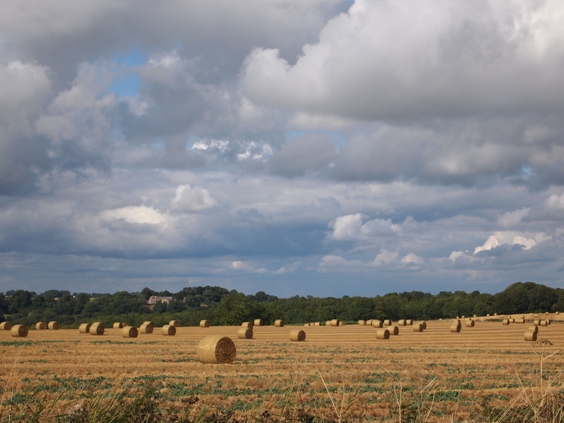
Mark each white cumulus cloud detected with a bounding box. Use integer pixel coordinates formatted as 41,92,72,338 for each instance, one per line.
372,249,399,266
171,184,217,212
242,0,564,120
474,232,550,254
330,213,402,241
401,253,423,265
100,206,167,226
449,251,464,262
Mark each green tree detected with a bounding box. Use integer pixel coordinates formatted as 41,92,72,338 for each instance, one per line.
7,290,33,313
209,293,268,325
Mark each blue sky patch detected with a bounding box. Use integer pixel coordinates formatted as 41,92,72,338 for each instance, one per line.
109,50,147,97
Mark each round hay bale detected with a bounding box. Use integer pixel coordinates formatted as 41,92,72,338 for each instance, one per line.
35,322,47,330
450,322,462,333
238,328,253,339
169,320,180,327
140,322,154,334
113,322,124,329
325,320,332,326
358,320,366,326
383,319,392,326
241,322,253,329
89,322,104,335
289,329,306,342
339,321,346,326
398,319,407,326
528,325,539,334
465,320,475,328
197,336,236,364
540,320,548,326
253,319,263,327
413,323,424,332
48,321,60,330
524,331,537,342
502,319,510,325
421,321,427,330
407,319,414,325
314,322,321,326
0,322,12,330
330,319,339,327
161,325,176,336
11,324,28,338
376,329,390,339
533,319,540,326
372,320,383,328
78,323,91,333
390,326,399,335
274,320,284,327
304,323,309,327
200,320,210,328
514,318,524,324
122,326,138,338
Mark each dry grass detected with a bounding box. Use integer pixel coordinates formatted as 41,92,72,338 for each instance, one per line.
0,320,562,421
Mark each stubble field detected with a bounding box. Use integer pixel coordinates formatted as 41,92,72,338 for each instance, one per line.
0,317,562,422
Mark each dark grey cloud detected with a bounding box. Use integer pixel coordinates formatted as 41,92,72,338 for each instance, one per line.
269,135,336,177
0,1,343,89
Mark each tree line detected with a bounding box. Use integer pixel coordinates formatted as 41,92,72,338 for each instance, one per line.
1,282,562,329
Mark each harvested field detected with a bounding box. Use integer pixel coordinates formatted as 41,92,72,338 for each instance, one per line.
0,320,563,421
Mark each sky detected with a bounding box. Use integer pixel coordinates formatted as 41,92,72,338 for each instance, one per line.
1,0,564,298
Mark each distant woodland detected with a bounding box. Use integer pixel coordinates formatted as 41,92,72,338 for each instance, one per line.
1,282,563,328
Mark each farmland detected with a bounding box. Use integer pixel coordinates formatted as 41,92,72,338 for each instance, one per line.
0,317,563,422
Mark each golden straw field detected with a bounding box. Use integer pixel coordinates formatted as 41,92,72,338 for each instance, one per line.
1,317,563,422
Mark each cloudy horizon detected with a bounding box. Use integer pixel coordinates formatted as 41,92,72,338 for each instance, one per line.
1,0,563,297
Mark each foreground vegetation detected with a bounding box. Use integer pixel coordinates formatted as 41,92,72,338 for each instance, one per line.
1,282,563,330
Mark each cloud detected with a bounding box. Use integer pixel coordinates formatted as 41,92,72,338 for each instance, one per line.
330,213,363,240
0,61,52,194
473,232,550,255
318,255,363,271
242,0,564,121
269,135,336,177
171,184,217,213
273,262,301,275
330,213,403,241
230,260,268,273
0,61,51,122
2,0,564,297
401,252,423,265
100,206,168,226
498,208,530,228
546,193,564,210
372,249,399,266
449,251,465,262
